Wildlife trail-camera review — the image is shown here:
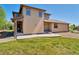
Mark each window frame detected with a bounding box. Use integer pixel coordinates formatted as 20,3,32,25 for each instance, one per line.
44,15,49,20
16,13,19,17
38,11,43,17
54,23,58,28
26,8,31,16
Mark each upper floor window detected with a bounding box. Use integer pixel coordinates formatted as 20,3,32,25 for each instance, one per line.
26,9,31,16
44,15,49,20
16,13,19,17
54,23,58,28
38,12,42,17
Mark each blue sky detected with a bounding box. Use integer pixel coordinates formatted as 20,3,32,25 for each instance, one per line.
0,4,79,25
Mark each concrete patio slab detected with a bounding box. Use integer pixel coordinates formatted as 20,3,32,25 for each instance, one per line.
0,37,15,43
17,33,61,39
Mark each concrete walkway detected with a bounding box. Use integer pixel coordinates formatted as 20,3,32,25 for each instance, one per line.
0,37,15,43
17,33,61,39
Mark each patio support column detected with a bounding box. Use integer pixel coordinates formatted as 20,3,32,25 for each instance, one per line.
42,12,44,33
14,19,17,39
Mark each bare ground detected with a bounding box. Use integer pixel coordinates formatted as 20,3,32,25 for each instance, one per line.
57,32,79,39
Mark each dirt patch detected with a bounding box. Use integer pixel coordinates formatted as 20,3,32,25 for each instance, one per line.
57,32,79,39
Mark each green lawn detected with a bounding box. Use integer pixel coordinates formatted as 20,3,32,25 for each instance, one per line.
0,37,79,55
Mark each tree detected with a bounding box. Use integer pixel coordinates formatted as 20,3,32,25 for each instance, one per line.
0,6,6,30
6,21,13,30
69,24,77,32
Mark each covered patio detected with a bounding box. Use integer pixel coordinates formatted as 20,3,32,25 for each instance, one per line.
44,20,52,33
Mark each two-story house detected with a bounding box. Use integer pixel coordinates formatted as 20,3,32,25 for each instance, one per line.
11,4,69,35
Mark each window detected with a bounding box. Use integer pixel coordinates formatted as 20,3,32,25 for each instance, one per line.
44,15,49,20
16,13,19,17
46,16,49,19
38,12,42,17
54,23,58,28
26,9,31,16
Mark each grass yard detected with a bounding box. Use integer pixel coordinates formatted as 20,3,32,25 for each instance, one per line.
0,37,79,55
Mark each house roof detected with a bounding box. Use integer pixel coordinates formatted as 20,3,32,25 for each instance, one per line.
20,4,46,12
44,19,69,24
12,5,69,24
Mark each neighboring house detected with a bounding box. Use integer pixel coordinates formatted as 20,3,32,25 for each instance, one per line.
11,4,69,35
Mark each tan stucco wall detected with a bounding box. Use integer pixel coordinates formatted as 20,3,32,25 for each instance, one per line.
51,23,69,32
22,7,44,34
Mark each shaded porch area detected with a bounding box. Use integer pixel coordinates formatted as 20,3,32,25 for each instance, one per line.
44,21,52,33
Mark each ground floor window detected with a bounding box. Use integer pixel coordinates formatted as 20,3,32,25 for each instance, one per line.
54,23,58,28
